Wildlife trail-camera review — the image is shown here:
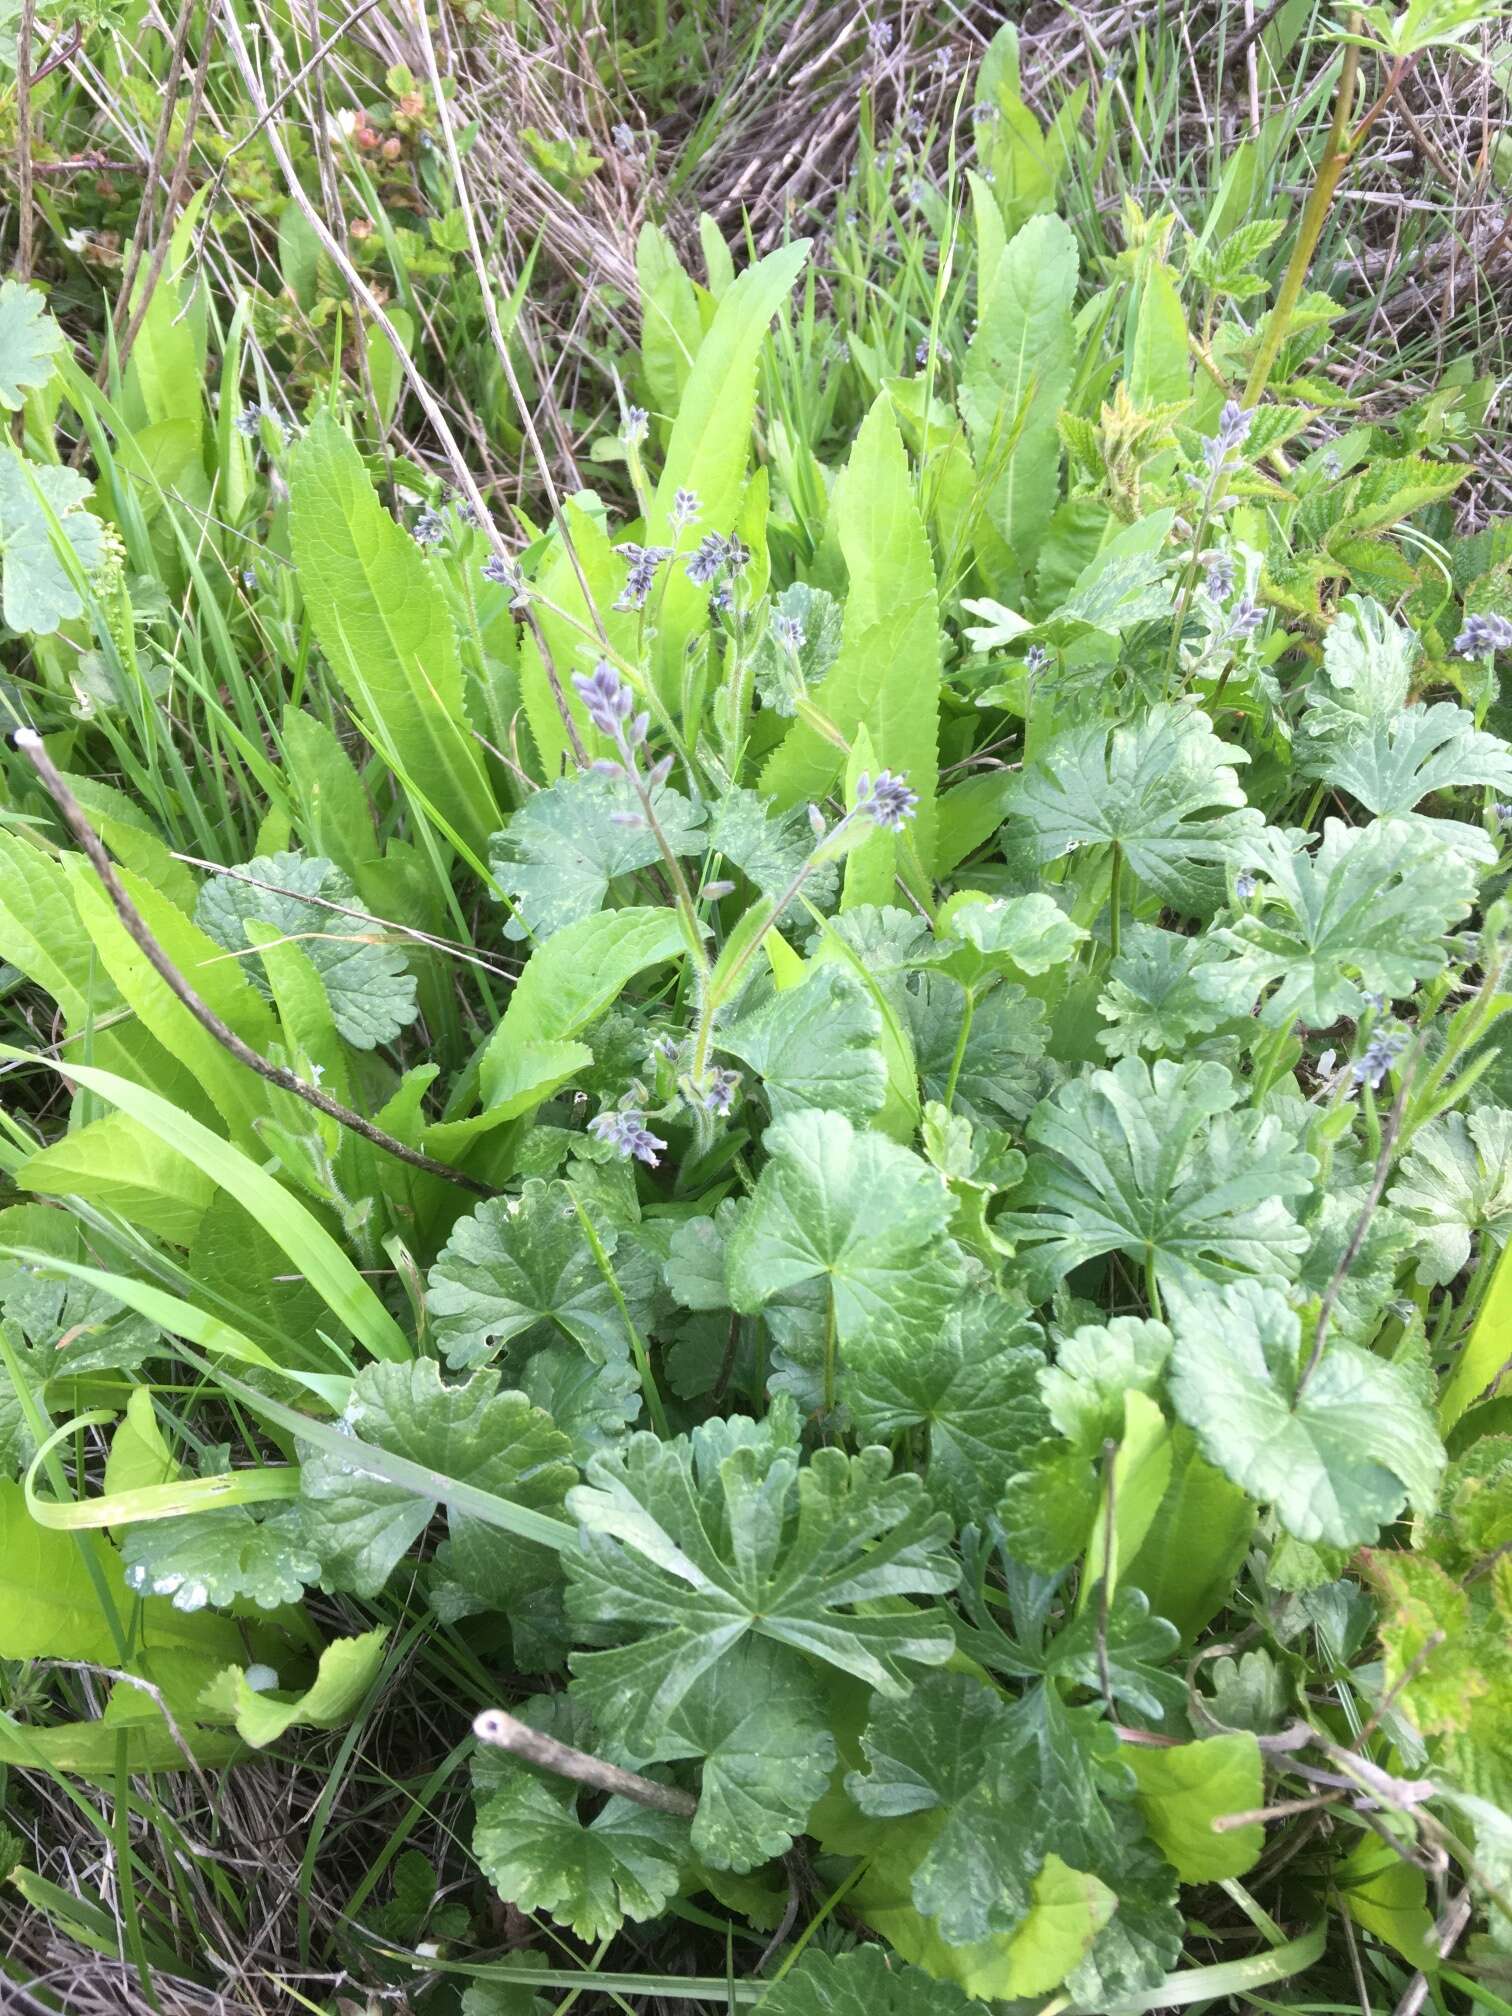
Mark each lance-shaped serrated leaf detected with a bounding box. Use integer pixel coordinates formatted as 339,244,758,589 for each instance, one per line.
194,852,417,1050
1389,1107,1512,1287
122,1506,320,1612
750,581,844,717
718,964,886,1125
632,1637,836,1871
922,892,1087,988
1001,1057,1316,1295
471,1704,689,1942
0,450,106,634
1096,923,1252,1059
564,1397,956,1743
1168,1278,1445,1547
724,1109,958,1343
488,770,705,939
761,1942,975,2016
1359,1550,1503,1739
427,1179,651,1371
1206,819,1477,1029
0,281,66,411
296,1359,576,1599
845,1294,1048,1524
1002,703,1263,911
960,213,1078,570
198,1627,388,1746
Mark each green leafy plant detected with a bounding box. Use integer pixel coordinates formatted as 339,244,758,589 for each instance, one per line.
3,14,1512,2011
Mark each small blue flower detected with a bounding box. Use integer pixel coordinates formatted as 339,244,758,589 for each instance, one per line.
1200,400,1253,482
1024,644,1050,675
614,542,674,611
855,768,919,831
1203,550,1236,601
671,487,701,531
1455,613,1512,658
773,612,806,651
482,551,521,590
612,120,637,152
589,1108,667,1167
1352,1023,1408,1090
868,18,894,52
1225,595,1263,642
572,662,635,736
701,1067,741,1117
412,507,446,546
687,532,728,585
621,406,650,448
1235,870,1256,900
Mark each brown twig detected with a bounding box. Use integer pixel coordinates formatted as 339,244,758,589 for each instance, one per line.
10,729,496,1199
16,0,38,282
472,1708,698,1818
112,21,216,384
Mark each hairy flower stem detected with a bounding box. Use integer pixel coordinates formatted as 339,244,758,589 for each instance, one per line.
688,817,859,1082
942,987,977,1112
1108,842,1124,961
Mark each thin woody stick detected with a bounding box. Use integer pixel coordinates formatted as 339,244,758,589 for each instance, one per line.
473,1708,698,1818
10,728,496,1199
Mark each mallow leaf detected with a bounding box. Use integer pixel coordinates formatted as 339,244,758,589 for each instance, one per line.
1168,1279,1445,1546
1207,819,1476,1028
1096,923,1252,1059
296,1359,576,1599
725,1109,958,1345
1001,1057,1316,1296
706,786,838,914
630,1637,837,1871
0,449,106,634
848,1671,1176,1978
922,893,1088,987
427,1179,653,1371
122,1507,320,1612
1297,695,1512,838
1002,703,1263,911
1317,594,1415,715
904,971,1046,1127
1389,1107,1512,1287
194,851,418,1049
718,963,886,1125
564,1396,957,1745
845,1293,1048,1523
1040,1316,1172,1452
759,1942,974,2016
0,281,66,411
489,769,704,939
472,1700,688,1941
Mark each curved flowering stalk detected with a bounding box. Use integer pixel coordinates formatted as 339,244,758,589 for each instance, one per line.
687,767,920,1084
572,662,712,992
